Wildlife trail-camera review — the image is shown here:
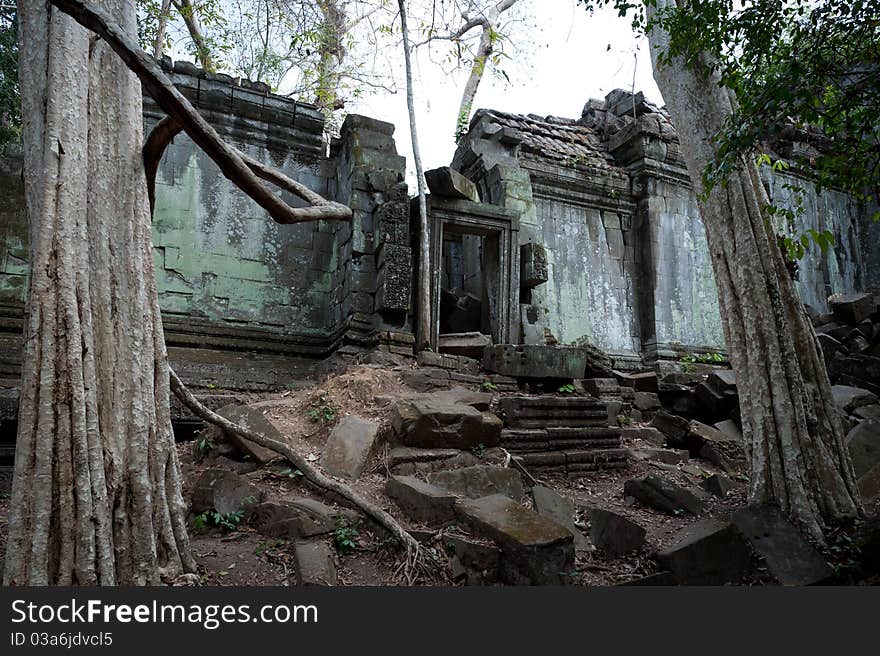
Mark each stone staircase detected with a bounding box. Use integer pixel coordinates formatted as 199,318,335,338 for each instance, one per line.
498,396,628,476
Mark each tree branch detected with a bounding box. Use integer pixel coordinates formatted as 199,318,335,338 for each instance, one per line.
168,369,425,566
50,0,352,224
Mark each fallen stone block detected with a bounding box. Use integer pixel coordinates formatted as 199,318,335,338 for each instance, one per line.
846,419,880,500
633,391,661,411
445,535,501,585
191,469,263,517
713,419,743,441
385,475,458,525
624,475,706,515
212,404,284,465
392,398,502,449
425,166,480,202
687,420,746,473
854,404,880,421
321,415,380,480
833,385,879,413
293,541,338,586
650,410,691,447
589,508,646,558
249,498,342,538
658,518,754,585
454,494,574,585
731,506,832,585
428,465,524,502
531,485,590,552
701,473,737,498
621,426,666,447
831,292,875,324
628,448,689,466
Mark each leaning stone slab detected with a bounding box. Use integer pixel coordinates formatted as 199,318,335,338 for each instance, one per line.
701,473,737,498
454,494,575,585
531,485,590,552
649,410,691,447
392,398,502,449
589,508,646,558
321,415,380,480
624,475,705,515
293,541,338,586
428,465,525,502
214,404,284,465
658,519,754,585
731,506,832,585
385,475,458,525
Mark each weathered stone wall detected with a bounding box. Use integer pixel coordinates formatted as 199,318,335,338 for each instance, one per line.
453,90,877,363
0,154,25,308
0,64,410,388
145,69,340,343
762,168,879,310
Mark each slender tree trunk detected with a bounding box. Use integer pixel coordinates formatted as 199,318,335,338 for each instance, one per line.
315,0,347,127
4,0,195,585
173,0,214,71
152,0,172,60
398,0,431,351
453,0,520,141
646,0,861,542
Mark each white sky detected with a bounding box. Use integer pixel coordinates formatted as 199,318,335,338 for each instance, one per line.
348,2,664,183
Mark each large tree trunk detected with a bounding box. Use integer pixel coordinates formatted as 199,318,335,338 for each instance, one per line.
645,0,861,542
4,0,195,585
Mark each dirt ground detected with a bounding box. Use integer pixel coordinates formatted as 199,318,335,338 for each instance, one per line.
1,362,878,586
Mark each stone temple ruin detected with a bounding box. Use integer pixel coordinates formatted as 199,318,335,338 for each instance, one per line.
2,69,875,388
1,63,880,585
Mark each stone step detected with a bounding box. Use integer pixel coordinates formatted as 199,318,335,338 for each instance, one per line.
507,417,611,429
500,395,608,411
513,448,629,475
503,437,622,452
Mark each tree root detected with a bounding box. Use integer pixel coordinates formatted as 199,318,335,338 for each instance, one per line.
169,368,439,584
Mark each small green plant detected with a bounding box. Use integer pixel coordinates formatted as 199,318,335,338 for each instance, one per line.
333,515,359,555
679,352,726,372
307,395,339,424
481,381,498,392
193,509,245,532
557,383,576,394
197,435,215,453
471,443,486,459
617,414,632,426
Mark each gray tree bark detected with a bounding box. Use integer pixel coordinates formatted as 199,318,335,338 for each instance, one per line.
4,0,195,584
398,0,431,351
645,0,861,542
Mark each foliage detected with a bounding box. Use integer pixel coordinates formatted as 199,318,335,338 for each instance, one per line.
333,515,359,554
557,383,576,394
582,0,880,223
196,434,215,453
470,442,486,458
307,395,340,424
193,509,245,532
481,380,498,391
0,5,19,150
679,351,725,372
